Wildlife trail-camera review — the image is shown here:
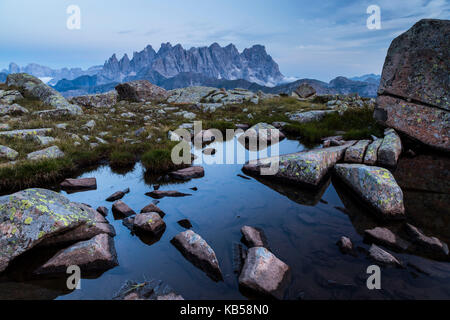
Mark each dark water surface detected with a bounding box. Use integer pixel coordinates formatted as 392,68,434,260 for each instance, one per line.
2,135,449,300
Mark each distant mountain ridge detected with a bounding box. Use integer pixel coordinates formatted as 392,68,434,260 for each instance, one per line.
97,42,284,86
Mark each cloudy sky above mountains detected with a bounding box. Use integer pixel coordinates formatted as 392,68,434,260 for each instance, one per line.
0,0,449,81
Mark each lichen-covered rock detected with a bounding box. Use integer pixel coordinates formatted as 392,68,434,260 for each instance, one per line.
0,188,113,272
239,247,290,299
363,139,382,165
0,128,52,139
287,110,336,123
69,91,118,108
375,19,449,151
115,80,168,102
0,103,28,116
0,145,19,161
344,140,370,163
168,86,217,104
0,90,23,104
26,146,64,161
364,227,410,251
171,230,223,281
33,109,73,119
132,212,166,236
34,233,118,275
243,141,355,188
6,73,82,115
368,244,402,267
378,129,402,167
241,226,269,248
241,123,285,148
32,135,56,146
334,164,405,219
113,279,184,300
170,166,205,180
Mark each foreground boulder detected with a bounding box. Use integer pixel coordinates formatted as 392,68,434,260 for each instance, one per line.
113,279,184,300
69,91,118,108
378,129,402,167
34,233,118,275
374,19,449,151
60,178,97,192
334,164,405,219
171,230,223,281
292,83,316,99
239,247,290,299
243,141,355,188
0,188,113,272
6,73,82,115
115,80,168,103
170,166,205,180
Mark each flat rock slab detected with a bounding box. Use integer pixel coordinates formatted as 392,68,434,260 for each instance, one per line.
334,164,405,219
133,212,166,236
171,230,223,281
112,200,136,218
70,91,118,108
0,128,52,139
241,226,269,249
106,191,126,202
239,247,290,299
113,279,184,300
364,227,410,251
0,188,112,272
145,190,192,199
378,129,402,167
363,139,382,165
243,141,355,188
60,178,97,192
0,145,19,161
344,140,370,163
34,233,118,275
170,166,205,180
368,244,402,267
27,146,64,161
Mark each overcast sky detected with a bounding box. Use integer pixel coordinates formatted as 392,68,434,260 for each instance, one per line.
0,0,448,81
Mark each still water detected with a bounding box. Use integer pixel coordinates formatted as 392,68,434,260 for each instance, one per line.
1,135,449,299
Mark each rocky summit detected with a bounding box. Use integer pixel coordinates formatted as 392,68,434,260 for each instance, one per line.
375,19,449,151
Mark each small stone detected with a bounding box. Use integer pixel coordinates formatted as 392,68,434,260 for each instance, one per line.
170,166,205,180
177,219,192,229
106,190,126,202
368,244,403,267
140,203,165,218
145,190,192,199
364,227,410,251
337,236,353,254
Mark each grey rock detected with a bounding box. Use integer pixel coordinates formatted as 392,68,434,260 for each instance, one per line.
378,129,402,167
241,226,269,248
344,140,371,163
27,146,65,161
0,145,19,161
368,244,402,267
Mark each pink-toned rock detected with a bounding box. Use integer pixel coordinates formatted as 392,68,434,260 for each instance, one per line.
145,190,191,199
112,200,135,217
364,227,410,251
133,212,166,236
60,177,97,191
239,247,290,299
368,244,403,267
337,236,353,254
170,166,205,180
140,203,165,217
241,226,268,248
34,233,118,275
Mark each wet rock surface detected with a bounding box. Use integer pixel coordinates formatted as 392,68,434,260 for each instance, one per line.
145,190,192,199
170,166,205,180
239,247,290,299
112,200,136,218
140,203,165,217
171,230,223,281
368,244,403,267
334,164,405,219
241,226,269,249
113,279,184,300
132,212,166,236
337,236,353,254
60,178,97,192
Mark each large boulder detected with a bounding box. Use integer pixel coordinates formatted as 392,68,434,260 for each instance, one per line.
292,83,316,99
171,230,222,281
6,73,82,115
243,141,355,188
0,188,114,272
69,91,118,108
34,233,118,275
334,164,405,219
374,19,449,151
115,80,168,103
238,247,290,299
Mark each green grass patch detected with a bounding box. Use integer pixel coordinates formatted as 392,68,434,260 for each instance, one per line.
110,150,136,168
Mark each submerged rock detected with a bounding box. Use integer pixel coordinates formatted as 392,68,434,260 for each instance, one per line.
60,178,97,192
115,80,168,103
243,141,355,188
170,166,204,181
26,146,65,161
333,164,405,219
337,236,354,254
241,226,269,249
368,244,403,267
378,129,402,167
171,230,223,281
0,145,19,161
374,19,450,151
0,188,112,272
364,227,410,251
145,190,192,199
239,247,290,299
113,279,184,300
34,233,118,275
344,140,370,163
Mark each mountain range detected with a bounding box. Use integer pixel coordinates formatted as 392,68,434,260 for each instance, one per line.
1,42,380,98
